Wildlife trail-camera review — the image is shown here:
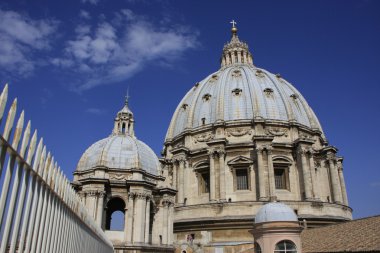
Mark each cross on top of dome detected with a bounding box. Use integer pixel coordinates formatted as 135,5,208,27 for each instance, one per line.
221,20,253,68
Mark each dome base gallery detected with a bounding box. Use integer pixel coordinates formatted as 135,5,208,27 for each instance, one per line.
73,24,352,253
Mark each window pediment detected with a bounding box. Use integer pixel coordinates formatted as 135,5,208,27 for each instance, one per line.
227,156,254,168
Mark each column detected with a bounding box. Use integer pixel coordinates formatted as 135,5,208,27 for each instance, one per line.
257,148,267,200
237,50,242,63
308,152,319,200
144,198,151,243
172,163,177,189
133,193,147,243
96,191,105,228
183,161,189,203
167,202,174,244
249,165,257,200
124,207,128,241
299,147,312,200
243,52,248,63
126,193,134,243
218,151,226,201
209,152,216,201
86,191,97,219
337,161,348,205
327,154,343,204
178,159,185,204
267,148,276,200
162,200,169,244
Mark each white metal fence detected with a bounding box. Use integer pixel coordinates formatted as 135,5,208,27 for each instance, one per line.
0,84,114,253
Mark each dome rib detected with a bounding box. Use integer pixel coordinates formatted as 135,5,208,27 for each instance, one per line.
265,71,294,121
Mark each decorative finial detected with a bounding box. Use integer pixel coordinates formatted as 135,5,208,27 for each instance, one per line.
230,20,237,28
230,20,238,35
125,87,130,106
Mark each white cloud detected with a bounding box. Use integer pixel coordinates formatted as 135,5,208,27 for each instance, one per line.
81,0,100,5
370,182,380,188
86,108,106,114
79,10,91,20
55,10,198,91
0,9,57,76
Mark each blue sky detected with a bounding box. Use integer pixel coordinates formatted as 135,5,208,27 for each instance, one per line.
0,0,379,219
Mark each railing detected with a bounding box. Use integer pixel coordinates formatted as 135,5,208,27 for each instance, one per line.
0,84,114,253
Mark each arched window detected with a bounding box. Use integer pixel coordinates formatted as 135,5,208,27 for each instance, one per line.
105,197,126,231
274,240,297,253
122,123,126,134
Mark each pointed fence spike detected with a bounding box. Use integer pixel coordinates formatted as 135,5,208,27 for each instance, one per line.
0,84,8,123
36,145,46,173
32,137,43,169
43,153,52,180
47,157,54,179
19,119,31,158
3,98,17,141
26,130,37,164
41,152,51,178
11,110,24,150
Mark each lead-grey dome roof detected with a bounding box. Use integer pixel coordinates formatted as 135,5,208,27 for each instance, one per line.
76,100,159,175
76,135,159,175
165,27,323,141
255,202,298,223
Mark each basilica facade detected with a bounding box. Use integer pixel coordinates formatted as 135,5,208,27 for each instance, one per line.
72,24,352,253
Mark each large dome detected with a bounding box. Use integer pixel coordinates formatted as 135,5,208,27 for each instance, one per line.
76,100,159,175
166,30,323,141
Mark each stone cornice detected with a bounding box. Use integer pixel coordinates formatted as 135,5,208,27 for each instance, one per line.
165,119,325,146
74,167,165,181
157,187,177,196
253,135,274,142
206,138,228,146
170,146,190,155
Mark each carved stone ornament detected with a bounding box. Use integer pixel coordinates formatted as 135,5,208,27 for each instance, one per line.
232,88,242,96
173,141,184,148
263,88,274,97
255,69,265,78
110,173,131,181
209,74,219,83
83,172,94,179
129,191,152,200
194,133,214,143
226,128,252,137
162,197,175,207
232,69,242,77
297,146,307,155
266,127,288,137
326,152,336,161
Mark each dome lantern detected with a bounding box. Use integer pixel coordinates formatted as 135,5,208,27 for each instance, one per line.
113,93,135,136
221,20,254,68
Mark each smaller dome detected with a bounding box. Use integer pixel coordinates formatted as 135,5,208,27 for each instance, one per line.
76,135,160,175
255,202,298,224
76,97,159,175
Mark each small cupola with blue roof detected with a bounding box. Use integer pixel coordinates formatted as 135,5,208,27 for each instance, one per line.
113,93,135,136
